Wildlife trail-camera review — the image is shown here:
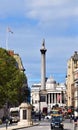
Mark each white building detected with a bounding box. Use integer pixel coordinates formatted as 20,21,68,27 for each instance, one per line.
31,76,66,113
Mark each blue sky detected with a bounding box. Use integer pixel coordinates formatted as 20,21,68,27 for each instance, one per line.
0,0,78,87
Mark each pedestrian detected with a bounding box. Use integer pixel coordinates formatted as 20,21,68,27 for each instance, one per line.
72,114,74,120
9,117,12,125
5,119,8,130
70,114,72,123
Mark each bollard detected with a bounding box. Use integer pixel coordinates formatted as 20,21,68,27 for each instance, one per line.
74,124,77,130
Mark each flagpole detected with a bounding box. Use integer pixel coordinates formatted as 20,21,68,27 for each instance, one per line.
6,28,9,50
6,27,13,50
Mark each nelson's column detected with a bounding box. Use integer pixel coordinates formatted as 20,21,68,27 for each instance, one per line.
40,39,47,90
39,39,47,113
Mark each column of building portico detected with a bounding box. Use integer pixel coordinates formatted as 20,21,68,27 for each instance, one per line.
60,93,62,105
48,93,50,104
56,93,57,104
54,93,56,104
51,93,53,109
51,93,53,104
48,93,51,112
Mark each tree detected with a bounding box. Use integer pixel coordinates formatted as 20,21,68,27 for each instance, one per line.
0,48,27,108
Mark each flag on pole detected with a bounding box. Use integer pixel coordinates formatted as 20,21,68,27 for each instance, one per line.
7,27,13,34
6,27,13,50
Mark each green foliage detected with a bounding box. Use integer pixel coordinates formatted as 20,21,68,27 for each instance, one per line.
0,48,27,108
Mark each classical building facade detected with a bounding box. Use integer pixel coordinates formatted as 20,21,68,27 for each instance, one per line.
31,76,66,113
66,51,78,107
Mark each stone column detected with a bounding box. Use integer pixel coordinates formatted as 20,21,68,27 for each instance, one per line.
51,93,53,103
54,93,56,104
40,40,47,90
48,93,50,103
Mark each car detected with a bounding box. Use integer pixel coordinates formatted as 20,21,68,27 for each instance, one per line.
50,116,64,130
45,114,52,119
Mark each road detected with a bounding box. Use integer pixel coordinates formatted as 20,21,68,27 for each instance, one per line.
19,119,75,130
0,118,77,130
19,121,51,130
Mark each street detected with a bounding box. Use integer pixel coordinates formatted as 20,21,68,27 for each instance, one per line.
18,119,76,130
0,118,78,130
19,121,51,130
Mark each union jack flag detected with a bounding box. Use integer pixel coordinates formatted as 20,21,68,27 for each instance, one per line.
7,27,13,33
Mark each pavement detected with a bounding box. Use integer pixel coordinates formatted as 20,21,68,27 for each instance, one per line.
64,119,78,130
0,122,39,130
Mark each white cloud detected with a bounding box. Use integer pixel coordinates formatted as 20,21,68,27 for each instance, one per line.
0,0,78,85
0,0,77,21
0,0,77,28
25,0,78,23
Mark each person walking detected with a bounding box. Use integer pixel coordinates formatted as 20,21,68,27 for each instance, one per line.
5,119,8,130
70,114,72,123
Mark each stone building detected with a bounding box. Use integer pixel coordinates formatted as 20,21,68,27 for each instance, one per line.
31,76,66,113
8,50,25,72
66,51,78,107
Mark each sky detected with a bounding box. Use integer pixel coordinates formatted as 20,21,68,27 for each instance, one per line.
0,0,78,87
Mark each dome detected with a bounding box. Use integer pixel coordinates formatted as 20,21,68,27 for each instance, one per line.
46,76,56,90
46,76,55,84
